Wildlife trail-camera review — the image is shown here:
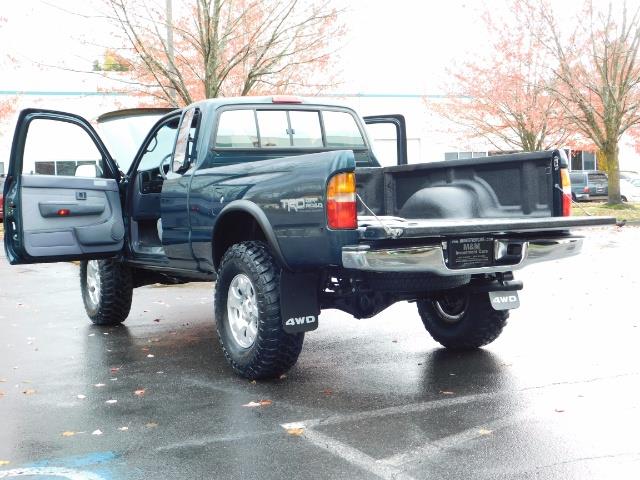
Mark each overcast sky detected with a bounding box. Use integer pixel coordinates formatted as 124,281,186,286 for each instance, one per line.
0,0,488,94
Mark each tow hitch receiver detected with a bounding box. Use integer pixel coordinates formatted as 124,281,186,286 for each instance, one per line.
489,291,520,310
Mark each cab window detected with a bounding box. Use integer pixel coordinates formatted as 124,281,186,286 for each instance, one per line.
22,119,104,178
214,108,364,150
215,110,258,148
322,111,365,148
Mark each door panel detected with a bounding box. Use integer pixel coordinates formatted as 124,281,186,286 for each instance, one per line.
4,109,125,264
20,175,124,256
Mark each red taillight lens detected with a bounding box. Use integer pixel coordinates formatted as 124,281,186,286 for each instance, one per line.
583,186,590,193
560,168,572,216
327,172,357,229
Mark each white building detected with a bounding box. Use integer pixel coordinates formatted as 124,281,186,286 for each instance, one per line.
2,84,639,174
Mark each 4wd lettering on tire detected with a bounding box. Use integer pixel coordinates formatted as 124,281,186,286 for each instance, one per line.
285,316,316,326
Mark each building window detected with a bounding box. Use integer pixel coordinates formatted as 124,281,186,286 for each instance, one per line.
569,150,598,171
583,151,596,170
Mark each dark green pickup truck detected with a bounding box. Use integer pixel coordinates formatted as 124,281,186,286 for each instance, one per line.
3,96,614,379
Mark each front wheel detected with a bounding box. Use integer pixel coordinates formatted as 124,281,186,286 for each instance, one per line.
80,260,133,325
417,290,508,349
214,241,304,380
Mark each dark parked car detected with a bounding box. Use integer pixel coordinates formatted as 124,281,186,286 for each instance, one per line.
570,171,608,201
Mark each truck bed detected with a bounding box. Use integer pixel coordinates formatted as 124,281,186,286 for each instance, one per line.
354,151,615,239
357,151,569,218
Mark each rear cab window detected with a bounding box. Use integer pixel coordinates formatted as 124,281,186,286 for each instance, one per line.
211,106,373,166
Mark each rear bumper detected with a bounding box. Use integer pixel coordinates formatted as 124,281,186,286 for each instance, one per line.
342,237,583,275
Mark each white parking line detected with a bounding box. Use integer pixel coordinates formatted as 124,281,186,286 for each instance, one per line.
301,428,418,480
283,391,500,430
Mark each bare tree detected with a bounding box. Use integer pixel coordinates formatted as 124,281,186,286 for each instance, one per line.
535,0,640,204
104,0,343,106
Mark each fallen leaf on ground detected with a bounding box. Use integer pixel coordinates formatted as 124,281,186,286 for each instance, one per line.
76,394,86,399
134,389,146,397
242,400,272,407
145,422,158,428
286,427,304,436
91,429,103,436
118,426,129,431
322,388,333,396
439,391,454,395
110,367,120,373
478,429,493,435
0,460,10,466
94,383,106,388
105,399,117,404
250,380,257,385
22,389,36,395
61,431,76,437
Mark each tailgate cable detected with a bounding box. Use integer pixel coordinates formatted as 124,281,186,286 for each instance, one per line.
554,184,591,216
356,193,402,238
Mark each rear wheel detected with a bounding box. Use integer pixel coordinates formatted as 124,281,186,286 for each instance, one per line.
214,241,304,380
80,260,133,325
417,290,508,349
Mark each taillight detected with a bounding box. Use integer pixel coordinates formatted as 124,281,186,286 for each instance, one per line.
583,186,590,193
326,172,357,229
560,168,572,216
271,95,302,104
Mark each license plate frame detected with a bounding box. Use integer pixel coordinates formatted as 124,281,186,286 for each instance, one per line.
447,236,494,269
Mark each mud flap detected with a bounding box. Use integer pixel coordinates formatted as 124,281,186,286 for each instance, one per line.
280,271,320,333
488,291,520,310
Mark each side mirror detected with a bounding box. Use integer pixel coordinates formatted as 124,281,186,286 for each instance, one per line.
75,164,98,177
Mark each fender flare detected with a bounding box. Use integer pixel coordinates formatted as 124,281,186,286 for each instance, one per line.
212,199,290,270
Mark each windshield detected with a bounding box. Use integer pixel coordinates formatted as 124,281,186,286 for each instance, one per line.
97,113,170,172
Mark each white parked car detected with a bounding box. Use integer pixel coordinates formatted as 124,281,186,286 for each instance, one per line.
621,178,640,202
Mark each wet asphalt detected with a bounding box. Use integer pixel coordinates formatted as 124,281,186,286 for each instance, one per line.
1,226,639,480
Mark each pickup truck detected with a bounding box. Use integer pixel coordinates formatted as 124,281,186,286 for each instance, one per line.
2,96,614,379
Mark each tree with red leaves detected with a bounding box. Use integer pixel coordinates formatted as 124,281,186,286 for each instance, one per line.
103,0,343,106
429,2,571,153
533,0,640,204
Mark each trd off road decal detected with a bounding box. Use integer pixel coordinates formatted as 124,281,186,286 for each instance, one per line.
280,197,323,212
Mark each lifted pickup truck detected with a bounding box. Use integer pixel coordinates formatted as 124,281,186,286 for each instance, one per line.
3,97,614,379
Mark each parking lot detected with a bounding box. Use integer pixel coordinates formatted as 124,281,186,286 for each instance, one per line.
1,226,639,479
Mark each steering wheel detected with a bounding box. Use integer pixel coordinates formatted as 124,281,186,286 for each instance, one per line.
158,153,172,180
